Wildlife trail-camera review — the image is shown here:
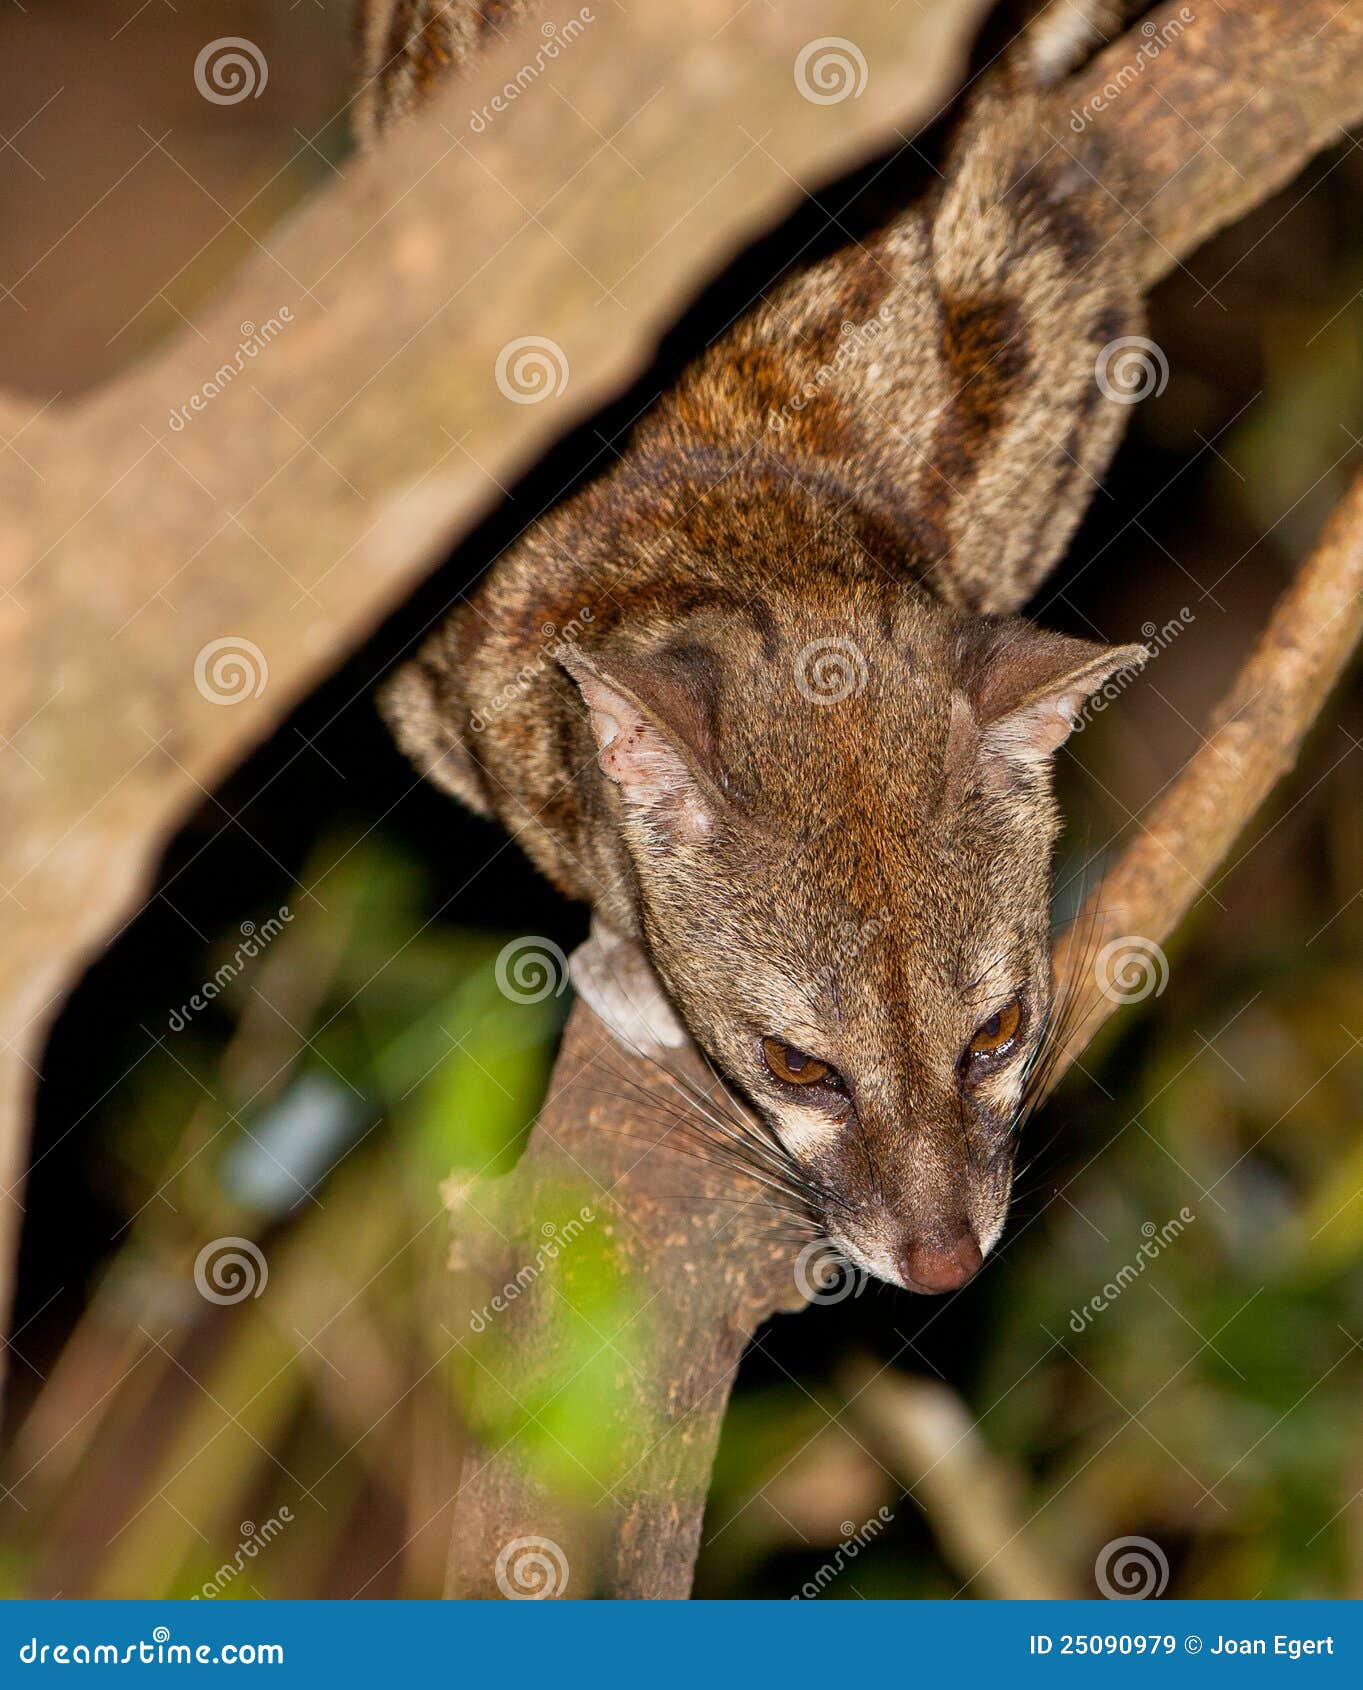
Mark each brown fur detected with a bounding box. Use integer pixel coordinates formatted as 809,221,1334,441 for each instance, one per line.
352,0,533,146
368,2,1152,1288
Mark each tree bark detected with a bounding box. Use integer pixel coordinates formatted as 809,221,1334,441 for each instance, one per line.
442,1008,807,1599
1054,0,1363,288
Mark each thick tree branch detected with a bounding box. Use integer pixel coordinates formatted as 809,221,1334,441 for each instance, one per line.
442,1008,806,1599
1054,0,1363,287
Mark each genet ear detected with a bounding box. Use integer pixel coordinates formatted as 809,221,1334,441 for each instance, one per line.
957,620,1148,777
378,652,494,817
559,643,724,845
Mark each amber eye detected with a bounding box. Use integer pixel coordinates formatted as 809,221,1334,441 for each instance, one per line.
966,998,1023,1063
762,1037,836,1088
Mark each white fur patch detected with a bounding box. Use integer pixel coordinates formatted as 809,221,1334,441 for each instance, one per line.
773,1105,844,1162
827,1224,905,1291
568,919,689,1059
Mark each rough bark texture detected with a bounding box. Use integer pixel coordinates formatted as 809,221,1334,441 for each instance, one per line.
443,1007,807,1599
1055,0,1363,288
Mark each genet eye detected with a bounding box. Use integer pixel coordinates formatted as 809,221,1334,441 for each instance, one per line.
966,997,1023,1063
761,1037,838,1088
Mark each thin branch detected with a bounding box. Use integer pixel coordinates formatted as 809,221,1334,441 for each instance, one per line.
1048,468,1363,1091
1054,0,1363,288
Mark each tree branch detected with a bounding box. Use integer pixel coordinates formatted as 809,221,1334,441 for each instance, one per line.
1048,469,1363,1090
1053,0,1363,287
441,1007,807,1599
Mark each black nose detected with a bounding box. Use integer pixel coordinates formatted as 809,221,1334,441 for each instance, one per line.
899,1228,983,1294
